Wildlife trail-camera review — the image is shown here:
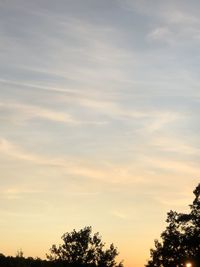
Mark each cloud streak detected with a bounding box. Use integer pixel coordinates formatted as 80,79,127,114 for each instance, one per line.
0,101,76,123
0,138,144,184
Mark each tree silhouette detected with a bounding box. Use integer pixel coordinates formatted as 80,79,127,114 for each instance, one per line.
16,249,24,258
146,183,200,267
47,226,123,267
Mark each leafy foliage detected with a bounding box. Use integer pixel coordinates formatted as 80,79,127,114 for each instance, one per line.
47,226,123,267
146,183,200,267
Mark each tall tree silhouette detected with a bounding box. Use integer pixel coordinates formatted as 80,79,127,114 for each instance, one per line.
146,183,200,267
47,226,123,267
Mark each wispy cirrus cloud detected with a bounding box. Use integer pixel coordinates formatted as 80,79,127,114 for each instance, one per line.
111,210,128,220
0,101,75,123
150,136,200,155
1,136,199,190
0,138,145,184
0,100,108,126
148,27,174,44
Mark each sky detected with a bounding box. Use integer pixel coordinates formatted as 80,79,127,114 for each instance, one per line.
0,0,200,266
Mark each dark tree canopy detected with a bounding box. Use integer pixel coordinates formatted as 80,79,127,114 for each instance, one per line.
146,183,200,267
47,226,123,267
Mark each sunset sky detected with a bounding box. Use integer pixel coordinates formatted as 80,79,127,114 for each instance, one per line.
0,1,200,266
